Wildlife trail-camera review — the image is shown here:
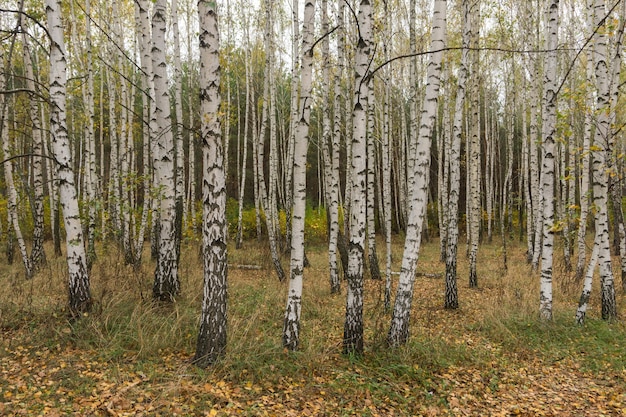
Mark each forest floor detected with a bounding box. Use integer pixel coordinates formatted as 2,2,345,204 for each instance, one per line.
1,238,625,416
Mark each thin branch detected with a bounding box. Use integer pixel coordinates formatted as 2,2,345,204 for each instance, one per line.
0,88,48,102
0,8,50,39
0,153,56,166
309,25,341,55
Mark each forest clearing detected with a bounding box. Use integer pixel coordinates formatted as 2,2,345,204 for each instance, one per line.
1,238,625,416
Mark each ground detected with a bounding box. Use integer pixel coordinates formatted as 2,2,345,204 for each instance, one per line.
0,239,625,416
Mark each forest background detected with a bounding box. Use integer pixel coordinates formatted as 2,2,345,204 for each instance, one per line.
1,0,626,415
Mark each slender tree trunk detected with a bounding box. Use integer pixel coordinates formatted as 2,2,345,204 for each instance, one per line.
539,0,559,321
47,0,92,316
576,241,599,325
343,0,372,355
194,0,228,368
321,0,341,294
284,0,300,254
257,0,285,282
283,0,316,351
21,31,46,271
576,2,595,280
467,0,480,288
172,0,185,267
135,0,155,266
1,47,32,278
591,0,616,320
152,0,180,301
388,0,446,345
445,0,469,310
236,36,251,249
382,0,393,310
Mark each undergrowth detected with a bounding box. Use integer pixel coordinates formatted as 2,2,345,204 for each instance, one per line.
0,238,624,415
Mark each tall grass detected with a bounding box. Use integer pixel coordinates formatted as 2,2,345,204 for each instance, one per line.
0,236,624,412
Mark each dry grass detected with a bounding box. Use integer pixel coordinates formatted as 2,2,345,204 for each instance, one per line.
0,237,625,415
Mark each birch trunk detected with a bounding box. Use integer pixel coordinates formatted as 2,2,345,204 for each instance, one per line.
22,31,46,271
539,0,559,321
47,0,91,316
388,0,446,345
591,0,616,320
576,1,595,280
283,0,315,351
445,0,469,310
152,0,180,301
320,0,341,294
343,0,372,355
382,0,393,310
467,0,480,288
1,52,32,278
172,0,185,268
576,241,599,325
135,0,155,266
235,35,250,249
284,0,300,253
194,0,228,368
607,1,626,291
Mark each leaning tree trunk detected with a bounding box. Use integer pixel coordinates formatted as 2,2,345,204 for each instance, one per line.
388,0,446,346
194,0,228,368
283,0,315,352
151,0,180,301
47,0,91,316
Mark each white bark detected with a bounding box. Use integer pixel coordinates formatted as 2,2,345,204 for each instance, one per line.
343,0,372,355
539,0,559,321
388,0,446,345
47,0,91,315
194,0,228,368
576,0,595,280
22,30,46,271
283,0,315,351
320,0,341,294
591,0,616,320
1,52,31,278
151,0,179,300
135,0,155,265
445,0,469,310
467,0,480,288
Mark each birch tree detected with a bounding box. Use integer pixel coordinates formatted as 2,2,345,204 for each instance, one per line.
22,29,46,271
539,0,559,321
47,0,91,316
283,0,315,351
152,0,180,301
445,0,470,310
388,0,446,346
467,0,480,288
343,0,372,355
194,0,228,368
590,0,616,320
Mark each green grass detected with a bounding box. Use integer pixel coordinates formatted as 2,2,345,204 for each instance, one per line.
0,238,624,415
